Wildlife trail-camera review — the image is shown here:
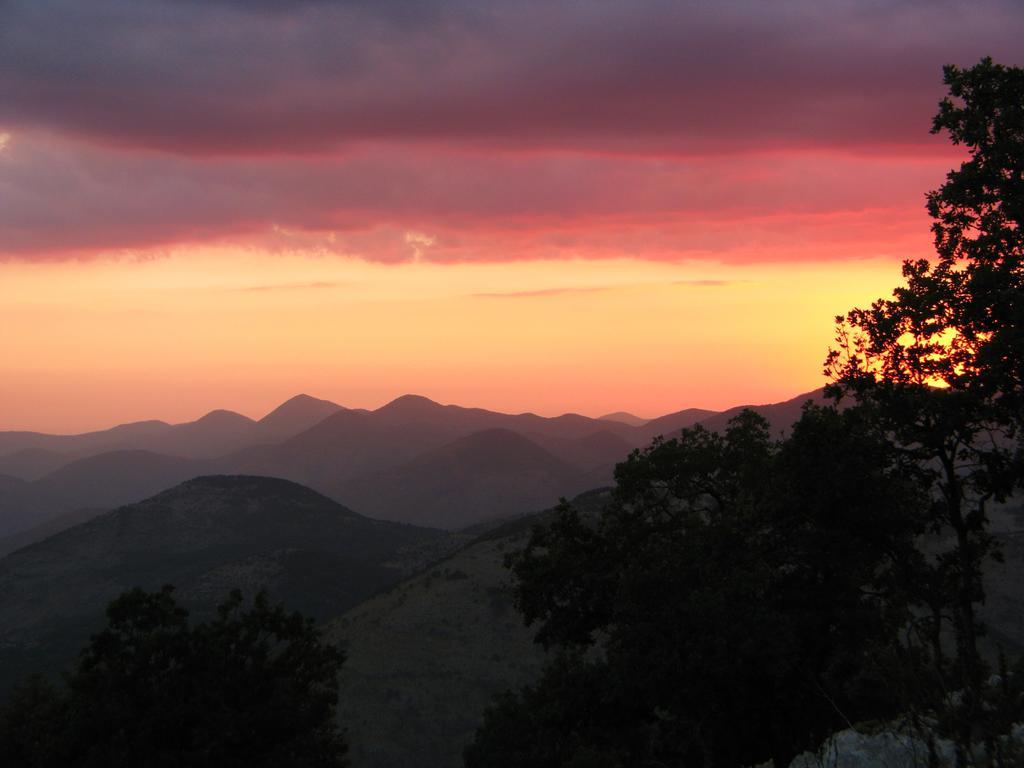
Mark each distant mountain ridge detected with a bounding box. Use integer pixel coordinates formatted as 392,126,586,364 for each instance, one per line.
0,393,347,468
635,406,720,443
1,389,824,464
695,388,830,436
598,411,649,427
0,388,826,539
0,419,173,462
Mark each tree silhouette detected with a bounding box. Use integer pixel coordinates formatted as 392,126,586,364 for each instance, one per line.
827,58,1024,764
467,406,923,768
0,586,348,768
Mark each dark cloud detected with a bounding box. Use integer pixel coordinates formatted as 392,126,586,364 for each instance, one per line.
1,0,1021,155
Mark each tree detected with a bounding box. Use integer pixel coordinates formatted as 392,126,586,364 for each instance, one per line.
928,58,1024,420
467,406,924,768
0,675,66,768
0,587,349,768
464,653,637,768
827,58,1024,764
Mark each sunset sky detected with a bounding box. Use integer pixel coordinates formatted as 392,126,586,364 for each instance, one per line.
2,0,1023,433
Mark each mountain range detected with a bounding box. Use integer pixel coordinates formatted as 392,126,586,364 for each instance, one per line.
0,394,345,477
0,388,826,544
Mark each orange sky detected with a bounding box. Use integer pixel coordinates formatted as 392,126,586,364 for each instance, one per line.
2,251,912,432
1,1,1020,433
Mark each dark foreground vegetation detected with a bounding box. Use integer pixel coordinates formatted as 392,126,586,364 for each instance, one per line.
0,588,348,767
1,58,1022,768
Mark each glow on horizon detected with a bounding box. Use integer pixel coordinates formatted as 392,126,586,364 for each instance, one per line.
0,250,903,433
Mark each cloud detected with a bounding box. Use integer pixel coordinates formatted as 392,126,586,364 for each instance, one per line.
404,231,437,262
672,280,738,287
472,286,612,299
1,1,1017,264
0,1,1021,155
0,132,941,263
234,280,344,292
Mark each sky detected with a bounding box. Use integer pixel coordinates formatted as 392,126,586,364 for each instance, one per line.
2,0,1023,433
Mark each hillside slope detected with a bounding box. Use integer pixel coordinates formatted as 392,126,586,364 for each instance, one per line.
0,475,456,695
328,488,612,768
338,428,591,529
0,450,210,539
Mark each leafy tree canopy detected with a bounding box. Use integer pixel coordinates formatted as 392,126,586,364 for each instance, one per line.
467,405,925,768
0,587,349,768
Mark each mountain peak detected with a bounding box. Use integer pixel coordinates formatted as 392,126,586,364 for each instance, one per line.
192,409,254,426
262,393,338,414
258,394,343,435
597,411,649,427
377,394,443,413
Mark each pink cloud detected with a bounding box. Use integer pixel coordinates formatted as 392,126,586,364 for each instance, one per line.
0,134,942,263
1,1,1018,263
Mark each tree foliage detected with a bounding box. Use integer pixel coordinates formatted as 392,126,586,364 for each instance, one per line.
0,587,348,768
467,406,925,768
929,58,1024,417
827,58,1024,764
